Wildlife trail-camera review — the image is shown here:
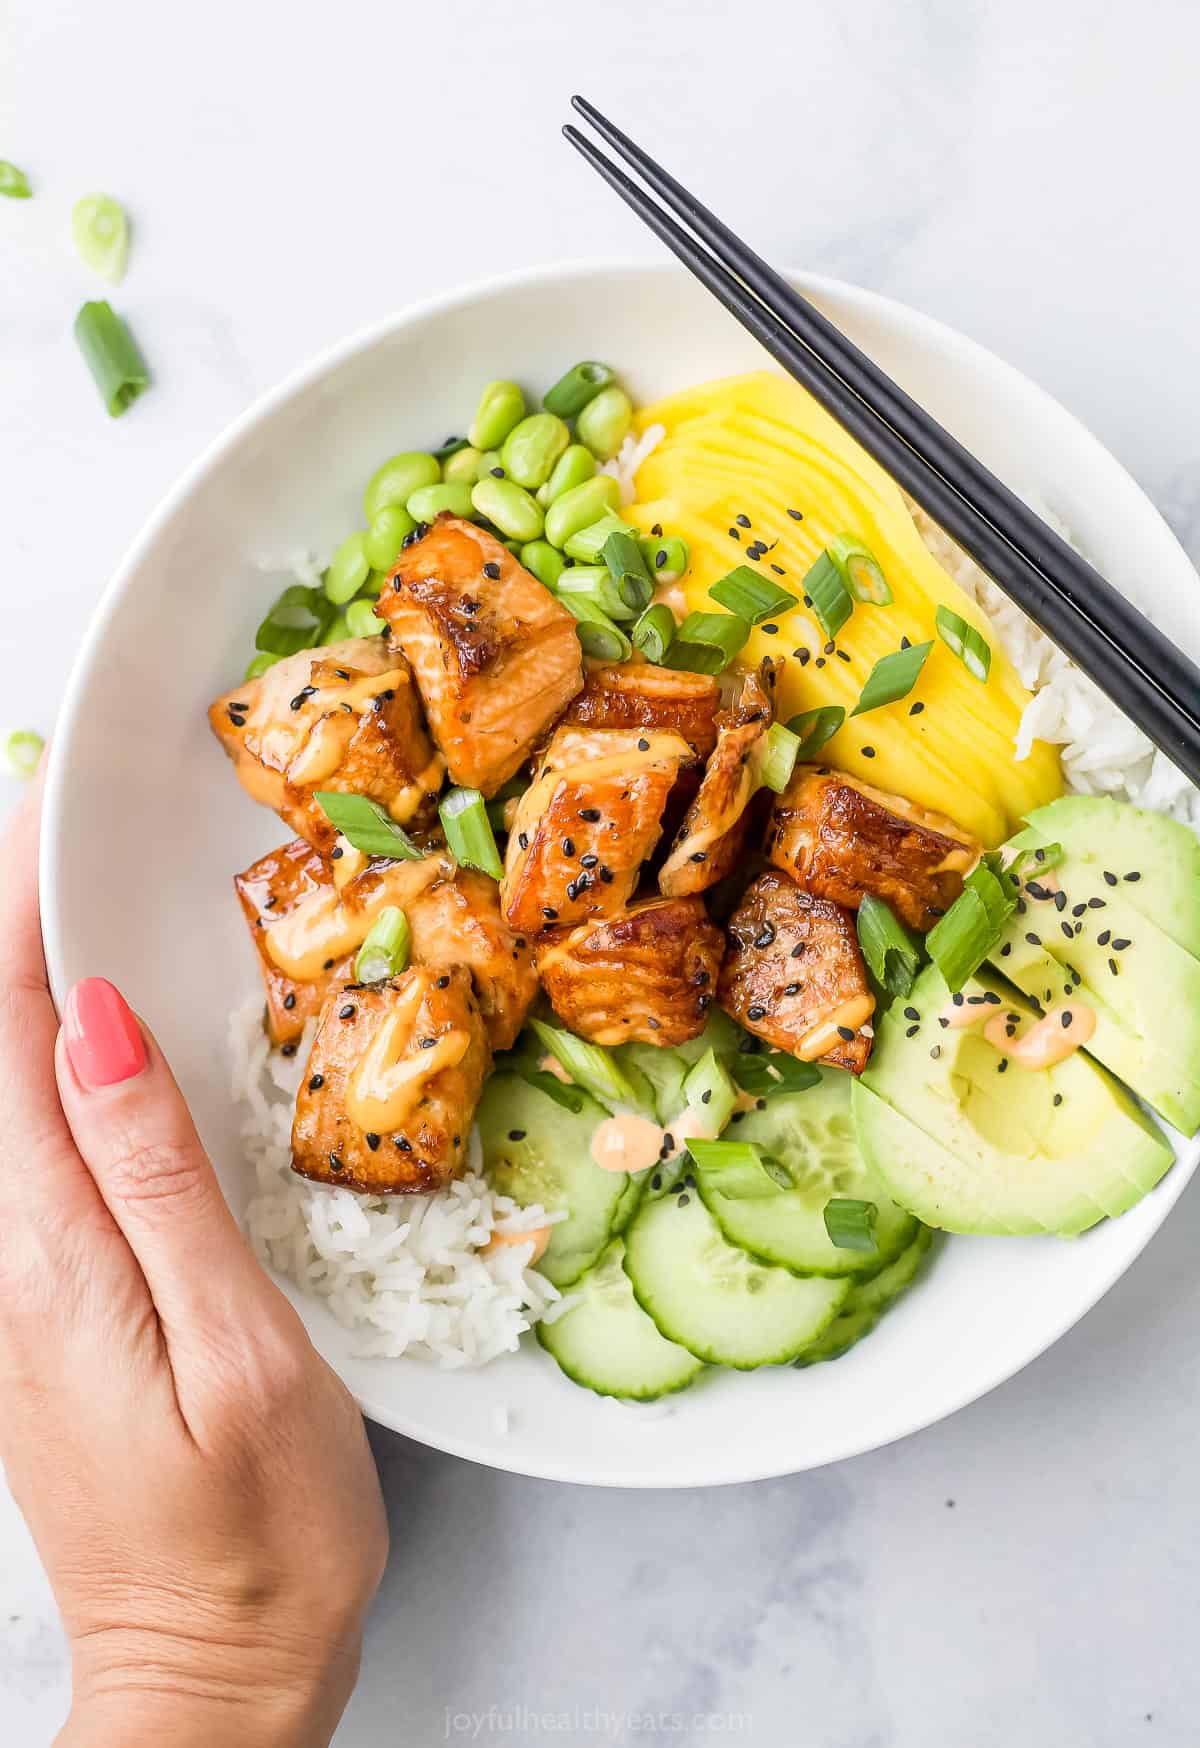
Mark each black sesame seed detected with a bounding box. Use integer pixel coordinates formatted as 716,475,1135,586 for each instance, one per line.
435,974,450,988
1088,897,1106,909
651,1174,663,1191
689,850,707,863
651,523,663,537
835,647,850,662
787,507,803,520
289,686,316,711
762,623,779,635
599,866,614,884
1098,929,1111,946
1109,957,1120,976
283,992,296,1010
997,1059,1009,1074
1053,1093,1064,1107
637,737,650,751
791,943,805,958
784,982,800,996
1060,922,1074,940
802,593,813,608
1103,870,1118,886
395,1136,412,1152
771,564,786,576
1071,903,1086,918
365,1132,381,1151
797,648,811,667
1061,1011,1073,1029
330,846,344,860
861,746,876,758
930,1045,942,1060
747,1004,767,1021
904,1006,920,1021
483,561,501,579
339,1004,356,1020
837,1025,855,1042
655,549,667,569
580,852,598,868
1025,933,1041,947
280,1042,297,1057
419,1037,437,1050
1112,937,1131,951
579,807,601,822
1000,942,1012,956
1125,871,1142,882
329,1152,345,1172
518,832,529,850
490,465,505,478
508,1129,526,1142
905,1024,919,1038
728,527,741,541
697,993,712,1010
677,1193,691,1207
1053,891,1067,913
562,837,576,857
542,906,558,920
308,1073,325,1092
735,513,751,528
755,922,776,947
323,958,335,971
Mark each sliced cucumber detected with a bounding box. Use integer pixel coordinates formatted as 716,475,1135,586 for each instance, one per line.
537,1240,704,1400
622,1188,849,1368
796,1225,934,1366
697,1073,917,1277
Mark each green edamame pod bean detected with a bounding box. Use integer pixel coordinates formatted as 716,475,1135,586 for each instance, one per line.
360,571,388,598
363,451,440,522
406,481,476,522
520,539,567,590
538,443,596,507
543,474,623,549
470,476,544,543
638,534,690,580
364,504,416,572
245,650,283,680
542,360,616,418
345,598,384,638
468,380,525,451
576,386,634,461
322,612,353,645
442,445,485,484
564,511,629,565
325,531,371,605
500,413,570,490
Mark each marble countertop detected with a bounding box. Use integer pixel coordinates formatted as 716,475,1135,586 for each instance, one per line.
5,1,1200,1742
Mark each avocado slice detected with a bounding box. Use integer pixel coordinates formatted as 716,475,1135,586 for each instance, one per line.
856,965,1174,1236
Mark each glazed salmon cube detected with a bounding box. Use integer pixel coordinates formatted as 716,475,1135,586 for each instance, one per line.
562,663,721,760
406,865,537,1053
376,517,583,794
235,839,352,1047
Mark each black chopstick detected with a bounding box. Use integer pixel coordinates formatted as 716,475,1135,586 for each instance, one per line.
564,102,1200,789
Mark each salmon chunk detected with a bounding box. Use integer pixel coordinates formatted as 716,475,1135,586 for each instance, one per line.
563,663,721,760
536,896,725,1046
235,839,351,1046
500,725,692,936
291,965,490,1194
210,637,442,854
767,766,978,932
718,871,875,1074
377,517,583,794
658,661,779,897
406,865,537,1052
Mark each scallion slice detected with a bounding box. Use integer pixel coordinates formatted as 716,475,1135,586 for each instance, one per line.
528,1019,643,1114
755,721,801,794
439,786,504,879
245,650,282,681
0,160,32,199
542,360,616,419
850,641,932,716
823,1197,879,1252
802,552,854,639
728,1043,820,1099
828,534,893,605
354,906,411,983
72,193,130,283
602,529,653,613
561,594,633,662
631,602,676,664
936,606,992,681
254,583,333,657
926,859,1015,991
708,565,799,624
563,511,629,564
687,1137,792,1199
557,564,638,622
857,894,922,998
511,1063,588,1114
1007,838,1065,883
664,610,750,675
5,729,44,779
433,436,470,462
73,300,148,417
681,1049,737,1135
313,793,424,861
785,705,845,761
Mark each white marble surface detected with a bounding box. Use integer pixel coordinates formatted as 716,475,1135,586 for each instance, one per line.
4,0,1200,1741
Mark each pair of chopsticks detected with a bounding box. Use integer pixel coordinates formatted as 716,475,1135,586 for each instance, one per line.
564,96,1200,789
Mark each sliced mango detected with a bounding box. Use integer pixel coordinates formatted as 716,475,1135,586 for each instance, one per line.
628,371,1061,845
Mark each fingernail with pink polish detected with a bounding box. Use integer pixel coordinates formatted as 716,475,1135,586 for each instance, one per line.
64,978,147,1089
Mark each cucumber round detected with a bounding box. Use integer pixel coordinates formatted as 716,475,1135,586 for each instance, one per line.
537,1240,704,1400
623,1188,849,1368
699,1074,917,1277
796,1225,935,1367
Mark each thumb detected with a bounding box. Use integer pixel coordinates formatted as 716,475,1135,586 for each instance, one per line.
56,978,272,1345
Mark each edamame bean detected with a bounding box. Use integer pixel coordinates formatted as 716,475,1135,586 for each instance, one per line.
538,443,596,507
638,534,690,580
471,476,544,543
406,481,476,522
244,650,283,680
364,504,416,572
325,531,371,604
542,360,616,418
345,598,384,638
576,385,634,461
363,451,440,522
322,612,353,646
543,475,623,549
500,413,570,490
442,445,485,484
477,450,505,478
468,380,525,451
520,539,567,590
360,570,388,598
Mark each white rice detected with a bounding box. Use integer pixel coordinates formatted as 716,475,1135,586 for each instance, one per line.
601,422,666,504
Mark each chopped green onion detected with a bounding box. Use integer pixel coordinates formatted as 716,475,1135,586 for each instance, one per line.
687,1137,791,1199
557,564,638,622
966,855,1019,930
926,860,1015,991
708,564,799,624
755,722,801,794
484,776,527,833
602,529,653,613
681,1049,737,1135
561,594,633,662
542,361,616,419
850,641,932,716
244,650,283,681
802,552,854,639
73,300,148,417
354,906,411,983
857,894,923,998
728,1042,820,1099
631,602,676,664
785,705,845,761
1007,837,1065,883
529,1019,644,1114
936,606,992,682
511,1063,588,1114
637,534,689,581
433,436,470,462
823,1198,879,1252
313,793,424,861
71,193,130,283
563,511,629,564
439,786,503,880
5,729,44,779
254,583,333,657
828,534,893,605
0,160,32,199
664,610,750,675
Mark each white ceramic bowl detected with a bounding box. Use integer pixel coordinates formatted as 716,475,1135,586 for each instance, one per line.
41,262,1200,1487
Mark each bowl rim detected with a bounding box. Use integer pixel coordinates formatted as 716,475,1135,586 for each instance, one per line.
40,257,1200,1485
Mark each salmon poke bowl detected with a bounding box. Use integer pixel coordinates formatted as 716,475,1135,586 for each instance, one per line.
41,264,1200,1485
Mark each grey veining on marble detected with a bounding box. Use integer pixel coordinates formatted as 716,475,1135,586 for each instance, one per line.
4,0,1200,1742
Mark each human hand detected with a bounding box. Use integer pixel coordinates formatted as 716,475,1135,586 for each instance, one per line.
0,774,389,1748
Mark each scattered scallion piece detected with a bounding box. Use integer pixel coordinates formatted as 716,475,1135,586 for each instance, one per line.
687,1137,791,1199
936,606,992,681
313,793,424,861
254,583,333,657
631,602,676,664
528,1019,644,1114
755,721,801,794
433,435,470,462
562,510,629,564
664,610,750,675
0,160,32,199
727,1044,820,1099
72,193,130,283
557,564,638,622
823,1197,879,1252
828,534,893,605
561,593,633,662
5,729,44,779
708,565,799,624
1006,837,1065,883
73,300,149,417
926,859,1016,991
850,641,932,716
802,552,854,639
681,1049,737,1135
439,786,503,880
785,705,845,761
354,906,411,983
542,361,616,419
244,650,283,681
510,1063,588,1114
857,894,923,999
601,529,653,613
